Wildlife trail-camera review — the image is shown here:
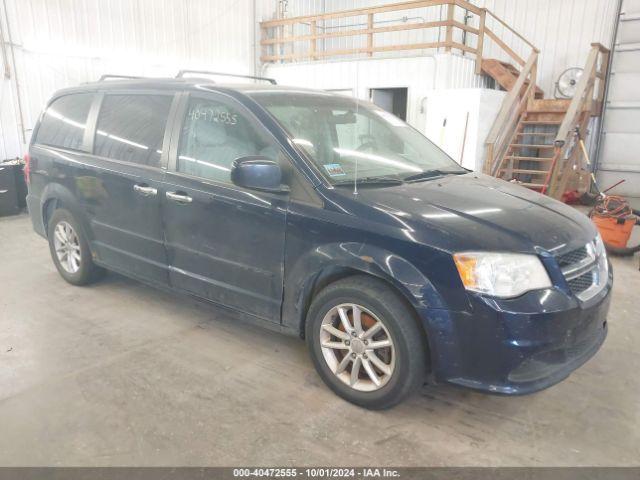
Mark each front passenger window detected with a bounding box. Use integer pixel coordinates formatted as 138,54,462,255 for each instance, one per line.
177,97,277,183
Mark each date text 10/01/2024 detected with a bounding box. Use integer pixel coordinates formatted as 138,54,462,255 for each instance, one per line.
232,468,401,478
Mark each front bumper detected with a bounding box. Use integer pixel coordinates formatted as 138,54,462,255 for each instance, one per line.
420,270,612,394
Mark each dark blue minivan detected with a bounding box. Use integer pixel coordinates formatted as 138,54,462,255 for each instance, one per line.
26,74,612,409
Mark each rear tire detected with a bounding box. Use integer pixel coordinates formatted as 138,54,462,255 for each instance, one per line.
47,208,104,285
306,275,427,409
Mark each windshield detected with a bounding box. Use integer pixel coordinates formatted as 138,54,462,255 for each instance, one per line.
251,92,466,185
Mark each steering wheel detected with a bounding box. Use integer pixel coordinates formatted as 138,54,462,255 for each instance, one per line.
356,134,378,152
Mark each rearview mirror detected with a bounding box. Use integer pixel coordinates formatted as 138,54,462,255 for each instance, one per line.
230,156,287,193
331,111,356,124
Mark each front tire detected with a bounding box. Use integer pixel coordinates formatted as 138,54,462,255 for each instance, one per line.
47,208,104,285
306,275,427,409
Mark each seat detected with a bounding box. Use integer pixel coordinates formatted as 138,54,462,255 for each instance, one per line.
180,114,255,182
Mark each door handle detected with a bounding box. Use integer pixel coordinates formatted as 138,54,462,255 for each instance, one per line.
166,191,193,204
133,184,158,196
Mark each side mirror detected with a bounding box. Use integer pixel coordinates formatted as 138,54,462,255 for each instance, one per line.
230,156,288,193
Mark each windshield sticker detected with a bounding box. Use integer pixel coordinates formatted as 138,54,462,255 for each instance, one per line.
374,110,406,127
323,163,347,177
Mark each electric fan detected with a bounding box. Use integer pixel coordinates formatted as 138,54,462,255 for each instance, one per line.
555,67,584,99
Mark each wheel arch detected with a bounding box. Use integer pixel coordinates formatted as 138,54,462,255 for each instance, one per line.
39,183,93,242
284,242,445,342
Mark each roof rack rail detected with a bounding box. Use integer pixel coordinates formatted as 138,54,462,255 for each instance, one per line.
175,70,277,85
98,74,143,81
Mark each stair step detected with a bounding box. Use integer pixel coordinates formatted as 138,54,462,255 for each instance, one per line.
481,58,545,98
529,99,571,113
505,155,554,161
510,144,555,149
500,168,549,174
521,120,562,125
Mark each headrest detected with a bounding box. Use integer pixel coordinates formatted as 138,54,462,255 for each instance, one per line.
193,117,227,146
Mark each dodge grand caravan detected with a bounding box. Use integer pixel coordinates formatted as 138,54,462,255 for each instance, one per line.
26,73,612,409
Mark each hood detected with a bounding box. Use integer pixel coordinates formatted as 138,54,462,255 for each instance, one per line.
346,173,596,253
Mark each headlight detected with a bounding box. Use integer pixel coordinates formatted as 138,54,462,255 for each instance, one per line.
453,252,552,298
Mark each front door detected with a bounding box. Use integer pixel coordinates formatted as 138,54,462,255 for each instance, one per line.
162,92,288,322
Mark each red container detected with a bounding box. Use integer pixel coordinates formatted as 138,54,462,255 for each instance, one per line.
592,214,636,248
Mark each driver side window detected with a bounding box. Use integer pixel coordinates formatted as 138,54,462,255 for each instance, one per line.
177,96,278,184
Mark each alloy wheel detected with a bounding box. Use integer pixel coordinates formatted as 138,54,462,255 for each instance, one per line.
53,221,81,274
319,303,395,392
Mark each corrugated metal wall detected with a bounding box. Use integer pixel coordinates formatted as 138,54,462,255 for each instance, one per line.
0,0,278,159
0,0,619,159
478,0,618,96
281,0,618,95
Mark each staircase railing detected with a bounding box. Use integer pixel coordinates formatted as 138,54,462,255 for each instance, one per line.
483,51,539,176
260,0,533,71
479,9,538,70
543,43,610,198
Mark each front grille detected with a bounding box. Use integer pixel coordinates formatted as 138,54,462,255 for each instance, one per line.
555,240,606,301
567,271,594,295
556,246,588,269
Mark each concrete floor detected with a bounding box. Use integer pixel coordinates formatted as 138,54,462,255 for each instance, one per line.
1,213,639,467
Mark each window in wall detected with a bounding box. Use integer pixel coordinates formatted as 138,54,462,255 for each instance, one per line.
177,97,277,183
94,94,173,167
36,93,94,150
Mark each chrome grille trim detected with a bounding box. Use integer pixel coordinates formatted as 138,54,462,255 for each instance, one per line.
556,247,588,269
556,239,608,302
561,243,596,281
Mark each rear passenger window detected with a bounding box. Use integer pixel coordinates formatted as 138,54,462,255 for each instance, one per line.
36,93,93,150
94,94,172,167
176,96,278,183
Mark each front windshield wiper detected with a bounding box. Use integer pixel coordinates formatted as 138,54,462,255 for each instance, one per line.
333,176,404,187
403,169,467,183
